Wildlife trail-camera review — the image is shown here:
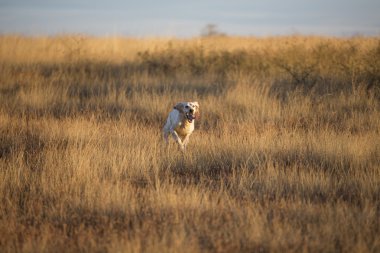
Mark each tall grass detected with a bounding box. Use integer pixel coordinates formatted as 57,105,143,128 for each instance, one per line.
0,35,380,252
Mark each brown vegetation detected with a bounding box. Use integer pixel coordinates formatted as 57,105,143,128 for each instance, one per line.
0,35,380,252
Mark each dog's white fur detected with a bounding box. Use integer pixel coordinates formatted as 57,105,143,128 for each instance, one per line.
163,101,200,151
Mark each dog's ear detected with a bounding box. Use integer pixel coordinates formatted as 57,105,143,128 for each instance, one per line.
174,103,185,113
195,110,200,120
193,102,200,119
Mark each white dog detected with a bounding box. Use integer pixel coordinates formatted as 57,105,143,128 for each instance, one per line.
163,101,200,151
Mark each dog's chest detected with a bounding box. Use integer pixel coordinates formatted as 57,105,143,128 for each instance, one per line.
174,120,194,139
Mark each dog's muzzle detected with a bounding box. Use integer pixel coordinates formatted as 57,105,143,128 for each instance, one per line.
186,112,195,123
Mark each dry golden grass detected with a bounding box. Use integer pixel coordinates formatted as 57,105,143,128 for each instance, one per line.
0,35,380,253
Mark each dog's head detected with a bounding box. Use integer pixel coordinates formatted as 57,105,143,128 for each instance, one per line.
174,101,200,123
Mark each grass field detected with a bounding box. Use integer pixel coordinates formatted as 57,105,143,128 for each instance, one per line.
0,35,380,252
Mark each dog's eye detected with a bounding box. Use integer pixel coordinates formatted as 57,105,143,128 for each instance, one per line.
185,105,189,109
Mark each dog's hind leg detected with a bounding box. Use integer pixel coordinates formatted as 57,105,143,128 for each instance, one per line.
163,130,170,144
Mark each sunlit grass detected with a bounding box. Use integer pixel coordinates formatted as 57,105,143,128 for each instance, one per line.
0,35,379,253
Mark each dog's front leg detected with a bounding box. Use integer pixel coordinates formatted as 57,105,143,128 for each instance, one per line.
171,130,185,150
182,134,191,151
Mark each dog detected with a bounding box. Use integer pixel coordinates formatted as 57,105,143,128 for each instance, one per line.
163,101,200,151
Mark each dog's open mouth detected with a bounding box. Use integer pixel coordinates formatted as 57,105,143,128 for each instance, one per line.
186,113,195,123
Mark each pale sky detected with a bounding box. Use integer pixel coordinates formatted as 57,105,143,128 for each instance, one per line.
0,0,379,37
